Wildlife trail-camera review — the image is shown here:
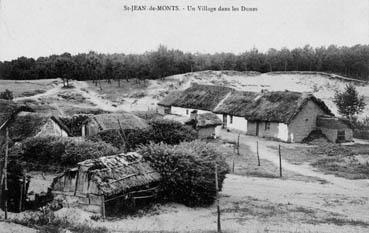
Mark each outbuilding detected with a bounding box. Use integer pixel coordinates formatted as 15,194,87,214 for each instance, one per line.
81,113,148,137
317,115,353,142
51,152,161,216
7,112,70,141
185,111,223,139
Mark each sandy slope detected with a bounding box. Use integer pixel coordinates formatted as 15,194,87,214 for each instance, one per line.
12,71,369,119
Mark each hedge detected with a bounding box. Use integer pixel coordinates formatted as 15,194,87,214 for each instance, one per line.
20,136,118,168
88,118,197,151
138,140,229,207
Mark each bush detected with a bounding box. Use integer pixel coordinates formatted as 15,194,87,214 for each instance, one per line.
148,118,197,145
89,118,197,152
0,89,14,100
62,139,118,165
21,136,118,168
88,128,149,151
138,140,229,206
352,117,369,140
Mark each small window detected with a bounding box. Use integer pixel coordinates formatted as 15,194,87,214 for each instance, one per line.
265,122,271,130
164,107,171,114
186,109,189,115
305,119,309,122
230,116,233,124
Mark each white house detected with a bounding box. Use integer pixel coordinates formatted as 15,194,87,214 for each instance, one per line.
158,84,344,143
157,83,232,118
214,90,334,142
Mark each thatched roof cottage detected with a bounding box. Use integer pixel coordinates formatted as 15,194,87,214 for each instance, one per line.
157,84,233,116
7,112,70,141
81,113,148,137
51,152,161,216
158,84,344,143
214,90,334,142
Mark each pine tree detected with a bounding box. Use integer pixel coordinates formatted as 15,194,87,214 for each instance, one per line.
333,84,366,120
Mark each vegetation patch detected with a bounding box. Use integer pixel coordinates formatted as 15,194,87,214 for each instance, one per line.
9,204,108,233
19,89,46,97
138,140,229,207
16,136,119,169
279,143,369,179
88,118,197,151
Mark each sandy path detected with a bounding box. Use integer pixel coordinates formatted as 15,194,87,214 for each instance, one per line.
0,221,37,233
14,82,63,101
219,131,369,192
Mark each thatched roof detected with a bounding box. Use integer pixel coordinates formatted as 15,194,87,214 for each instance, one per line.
8,112,71,141
78,152,161,196
0,100,33,130
158,84,233,111
317,115,352,130
195,112,222,128
84,113,148,131
214,91,333,123
159,84,333,124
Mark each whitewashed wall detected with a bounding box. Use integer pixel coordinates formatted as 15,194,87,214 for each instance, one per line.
171,106,213,116
288,100,327,142
225,115,248,133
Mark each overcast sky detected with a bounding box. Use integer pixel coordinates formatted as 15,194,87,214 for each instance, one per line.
0,0,368,61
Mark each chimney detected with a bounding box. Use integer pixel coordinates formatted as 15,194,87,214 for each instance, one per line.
190,110,198,120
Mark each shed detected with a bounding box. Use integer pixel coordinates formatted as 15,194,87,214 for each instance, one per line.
317,115,353,142
186,111,223,139
81,113,148,137
51,152,161,216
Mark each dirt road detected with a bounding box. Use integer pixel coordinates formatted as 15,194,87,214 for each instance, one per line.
219,131,369,191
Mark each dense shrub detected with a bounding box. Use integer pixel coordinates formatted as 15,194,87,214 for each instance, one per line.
21,137,68,165
0,89,14,100
88,128,149,151
138,140,229,206
21,136,118,168
352,117,369,140
148,119,197,145
62,139,118,165
88,118,197,152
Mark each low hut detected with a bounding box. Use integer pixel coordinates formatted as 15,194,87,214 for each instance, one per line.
7,112,70,141
186,111,222,139
317,115,353,142
51,152,161,216
81,113,148,137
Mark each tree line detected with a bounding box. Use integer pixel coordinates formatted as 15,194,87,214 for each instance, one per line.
0,44,368,83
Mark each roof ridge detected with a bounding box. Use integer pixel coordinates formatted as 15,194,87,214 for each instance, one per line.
213,91,233,112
